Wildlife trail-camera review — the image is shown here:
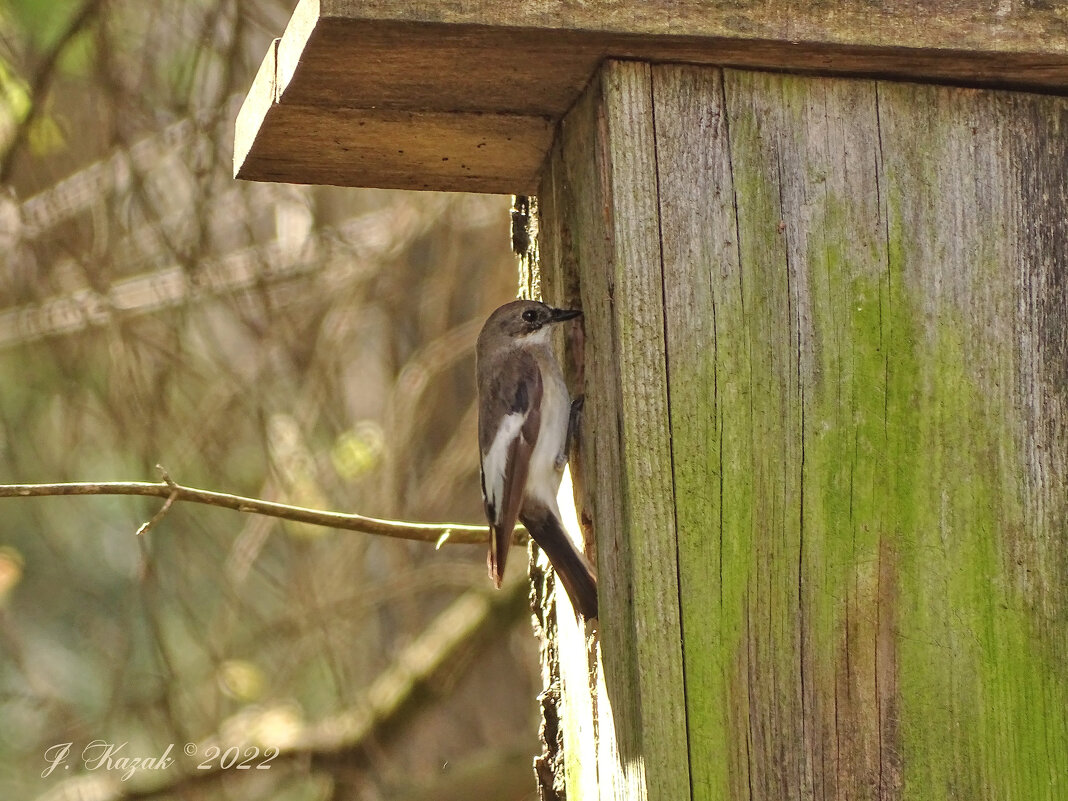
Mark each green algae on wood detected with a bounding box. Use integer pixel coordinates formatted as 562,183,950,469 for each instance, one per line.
536,62,1067,801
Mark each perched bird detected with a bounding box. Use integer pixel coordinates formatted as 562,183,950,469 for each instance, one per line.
476,299,598,619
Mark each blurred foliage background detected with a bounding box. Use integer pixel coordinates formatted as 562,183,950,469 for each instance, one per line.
0,1,540,799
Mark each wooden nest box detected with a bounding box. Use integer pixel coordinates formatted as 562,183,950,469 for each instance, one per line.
236,3,1068,800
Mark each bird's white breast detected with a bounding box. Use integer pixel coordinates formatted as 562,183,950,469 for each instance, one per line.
525,350,569,513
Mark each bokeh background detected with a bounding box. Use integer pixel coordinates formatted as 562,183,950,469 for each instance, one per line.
0,2,541,799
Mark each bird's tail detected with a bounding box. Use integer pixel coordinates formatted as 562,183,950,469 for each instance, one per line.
520,505,598,619
488,522,511,589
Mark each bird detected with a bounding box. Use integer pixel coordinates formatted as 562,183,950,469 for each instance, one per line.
476,299,598,619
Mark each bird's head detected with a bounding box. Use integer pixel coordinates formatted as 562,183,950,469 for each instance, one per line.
479,300,582,347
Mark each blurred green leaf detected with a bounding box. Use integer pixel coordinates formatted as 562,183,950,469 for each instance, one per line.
0,54,31,138
331,421,385,481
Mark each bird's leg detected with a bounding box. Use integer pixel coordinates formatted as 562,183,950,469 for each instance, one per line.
557,395,584,469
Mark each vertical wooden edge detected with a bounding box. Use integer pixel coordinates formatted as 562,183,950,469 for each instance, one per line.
651,62,742,801
547,62,652,800
276,0,323,97
1012,95,1068,647
234,38,280,179
546,56,695,801
600,59,691,801
236,0,320,180
535,132,602,801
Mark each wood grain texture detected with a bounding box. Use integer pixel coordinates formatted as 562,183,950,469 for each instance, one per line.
599,62,690,801
234,101,552,193
542,72,643,801
539,61,691,801
320,0,1068,60
539,61,1067,800
651,64,750,801
235,0,1068,193
535,183,600,800
678,70,1066,801
874,82,1068,799
721,70,898,801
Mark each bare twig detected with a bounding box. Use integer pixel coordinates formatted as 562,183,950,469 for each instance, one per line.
0,473,519,545
134,465,179,536
134,488,177,536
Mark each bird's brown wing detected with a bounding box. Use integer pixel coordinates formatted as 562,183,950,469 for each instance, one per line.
478,349,542,587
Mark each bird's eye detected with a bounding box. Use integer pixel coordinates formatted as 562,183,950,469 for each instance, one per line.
521,309,538,323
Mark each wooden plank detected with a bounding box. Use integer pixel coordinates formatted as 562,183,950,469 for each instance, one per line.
721,69,901,801
715,69,808,801
234,38,279,178
539,60,691,801
541,68,641,801
874,82,1068,800
650,64,751,801
265,9,1068,115
599,61,689,801
650,65,1068,800
235,0,1068,193
536,173,600,800
275,18,601,117
235,100,551,194
320,0,1067,64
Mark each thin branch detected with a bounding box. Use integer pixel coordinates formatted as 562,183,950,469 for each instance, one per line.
134,466,179,535
0,0,107,184
133,487,177,536
0,474,520,545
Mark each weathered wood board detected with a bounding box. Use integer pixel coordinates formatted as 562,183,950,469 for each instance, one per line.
540,60,1068,800
234,0,1068,193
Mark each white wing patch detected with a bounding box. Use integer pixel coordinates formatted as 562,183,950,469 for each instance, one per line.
481,411,526,525
525,363,568,512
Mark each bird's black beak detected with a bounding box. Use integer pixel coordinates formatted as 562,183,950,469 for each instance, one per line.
549,307,582,323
